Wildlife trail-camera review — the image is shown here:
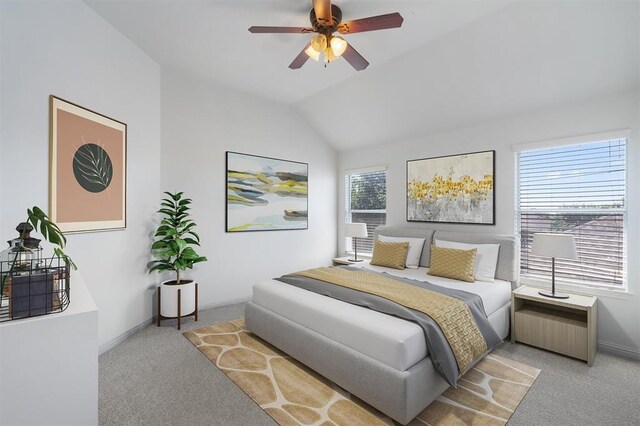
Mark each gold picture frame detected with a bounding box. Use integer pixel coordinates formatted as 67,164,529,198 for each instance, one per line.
49,96,127,233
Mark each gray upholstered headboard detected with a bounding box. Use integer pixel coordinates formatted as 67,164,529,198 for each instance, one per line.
374,226,520,285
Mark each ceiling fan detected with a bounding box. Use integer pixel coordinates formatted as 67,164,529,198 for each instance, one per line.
248,0,403,71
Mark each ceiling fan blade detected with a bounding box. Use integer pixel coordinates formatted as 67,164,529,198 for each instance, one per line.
337,12,404,34
342,44,369,71
289,43,312,70
248,26,314,34
312,0,332,27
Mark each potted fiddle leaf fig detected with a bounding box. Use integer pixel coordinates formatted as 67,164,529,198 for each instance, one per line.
150,192,207,320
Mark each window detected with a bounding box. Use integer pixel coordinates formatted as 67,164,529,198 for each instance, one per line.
516,135,627,289
345,167,387,254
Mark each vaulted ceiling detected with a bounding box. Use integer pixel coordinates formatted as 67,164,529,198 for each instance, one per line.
87,0,639,151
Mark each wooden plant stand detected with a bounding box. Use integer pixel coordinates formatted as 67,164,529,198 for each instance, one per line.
157,283,198,330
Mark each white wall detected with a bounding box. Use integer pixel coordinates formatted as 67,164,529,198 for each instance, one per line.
161,68,338,309
339,91,640,357
0,1,162,348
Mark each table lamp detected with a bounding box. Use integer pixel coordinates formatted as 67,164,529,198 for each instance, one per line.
345,223,368,262
531,233,577,299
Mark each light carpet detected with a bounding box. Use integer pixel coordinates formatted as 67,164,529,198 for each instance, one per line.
184,318,540,426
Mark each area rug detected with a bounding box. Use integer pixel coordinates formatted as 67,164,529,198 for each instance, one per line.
184,319,540,426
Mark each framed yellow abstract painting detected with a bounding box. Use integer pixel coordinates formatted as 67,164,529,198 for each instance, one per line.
407,150,495,225
49,96,127,233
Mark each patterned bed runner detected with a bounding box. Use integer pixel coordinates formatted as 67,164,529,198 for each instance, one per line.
292,267,487,373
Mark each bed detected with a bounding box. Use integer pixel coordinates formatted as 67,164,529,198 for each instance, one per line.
245,226,519,425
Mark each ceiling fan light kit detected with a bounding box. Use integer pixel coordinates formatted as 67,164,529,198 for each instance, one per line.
248,0,403,71
304,34,347,63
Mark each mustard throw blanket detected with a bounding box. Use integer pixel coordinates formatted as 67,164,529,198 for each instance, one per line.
293,267,487,373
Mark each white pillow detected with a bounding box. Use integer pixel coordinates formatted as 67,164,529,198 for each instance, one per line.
378,235,426,269
434,239,500,282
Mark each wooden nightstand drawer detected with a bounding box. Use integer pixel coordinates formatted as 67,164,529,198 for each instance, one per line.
514,305,588,360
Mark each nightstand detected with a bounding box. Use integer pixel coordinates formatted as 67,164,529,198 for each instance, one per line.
332,256,356,266
511,286,597,365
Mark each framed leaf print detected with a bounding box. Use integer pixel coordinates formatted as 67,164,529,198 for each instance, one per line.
50,96,127,233
407,150,495,224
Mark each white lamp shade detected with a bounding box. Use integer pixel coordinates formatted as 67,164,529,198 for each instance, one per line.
330,36,348,57
345,223,368,239
305,45,321,61
310,34,327,52
531,233,578,259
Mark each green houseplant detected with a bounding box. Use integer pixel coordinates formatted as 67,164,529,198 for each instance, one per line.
150,192,207,320
25,206,75,268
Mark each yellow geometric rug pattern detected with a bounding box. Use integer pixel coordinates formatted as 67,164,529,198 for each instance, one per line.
184,319,540,426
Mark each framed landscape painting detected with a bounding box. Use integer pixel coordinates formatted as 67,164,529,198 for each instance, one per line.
226,152,308,232
50,96,127,233
407,150,495,224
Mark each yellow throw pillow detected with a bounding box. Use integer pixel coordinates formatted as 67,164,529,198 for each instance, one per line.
370,241,410,270
427,245,477,282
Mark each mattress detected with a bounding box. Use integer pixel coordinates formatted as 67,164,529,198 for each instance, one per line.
252,264,512,372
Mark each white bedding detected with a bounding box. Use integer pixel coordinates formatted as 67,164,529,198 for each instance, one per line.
251,263,512,372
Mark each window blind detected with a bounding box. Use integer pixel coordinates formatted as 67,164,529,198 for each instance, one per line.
516,138,626,287
345,168,387,253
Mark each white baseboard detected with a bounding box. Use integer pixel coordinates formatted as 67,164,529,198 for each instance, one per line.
99,296,251,355
598,340,640,360
198,296,251,312
100,317,154,355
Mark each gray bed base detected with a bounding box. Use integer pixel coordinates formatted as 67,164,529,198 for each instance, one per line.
245,226,520,424
245,301,450,425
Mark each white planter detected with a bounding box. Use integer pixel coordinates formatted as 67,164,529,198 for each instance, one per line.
160,279,196,318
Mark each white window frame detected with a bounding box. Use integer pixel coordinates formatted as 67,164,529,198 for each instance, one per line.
344,165,387,255
513,129,631,296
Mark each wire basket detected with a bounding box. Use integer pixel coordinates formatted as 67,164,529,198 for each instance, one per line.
0,256,70,323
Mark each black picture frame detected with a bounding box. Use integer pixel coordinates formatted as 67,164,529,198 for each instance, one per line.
405,150,496,225
225,151,309,232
